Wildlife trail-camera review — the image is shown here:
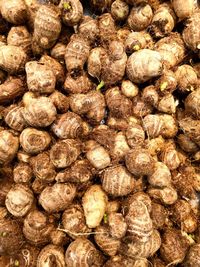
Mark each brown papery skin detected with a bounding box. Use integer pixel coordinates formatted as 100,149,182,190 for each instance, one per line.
0,0,27,24
37,244,65,267
60,0,83,26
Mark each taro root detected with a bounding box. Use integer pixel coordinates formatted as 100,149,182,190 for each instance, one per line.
62,204,90,239
37,244,65,267
25,61,56,94
7,26,32,54
141,85,159,106
127,4,153,31
39,183,76,213
60,0,83,26
51,112,84,139
179,118,200,146
157,94,178,114
82,184,108,228
111,0,129,21
125,31,153,54
104,255,149,267
0,130,19,164
0,217,24,255
94,225,121,256
49,91,69,114
148,162,171,188
155,69,177,94
184,244,200,267
126,49,163,84
102,165,135,197
5,184,34,217
0,77,25,104
111,131,130,162
13,162,33,184
177,134,199,153
33,5,61,49
90,0,113,13
65,34,90,75
175,64,198,93
0,0,27,24
22,94,57,128
172,0,197,19
160,141,181,170
185,89,200,119
65,238,104,267
78,16,99,44
148,186,178,205
30,152,56,183
120,229,161,259
149,3,176,38
50,139,81,168
160,228,190,264
4,105,26,131
150,202,168,229
142,114,163,138
0,45,27,74
183,12,200,53
121,80,139,98
20,128,51,155
64,72,93,94
99,13,116,45
23,210,54,246
108,212,127,239
51,42,66,61
125,148,155,176
86,141,111,170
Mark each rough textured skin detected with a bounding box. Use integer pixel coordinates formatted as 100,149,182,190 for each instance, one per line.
37,244,65,267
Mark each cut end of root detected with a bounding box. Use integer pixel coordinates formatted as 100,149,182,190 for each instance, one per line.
96,80,105,91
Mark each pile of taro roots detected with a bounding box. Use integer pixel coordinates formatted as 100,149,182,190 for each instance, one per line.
0,0,200,266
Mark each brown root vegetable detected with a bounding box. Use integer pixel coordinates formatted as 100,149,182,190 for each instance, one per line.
183,12,200,53
177,134,199,153
157,94,178,114
125,148,155,176
125,199,153,241
4,105,26,131
0,0,27,24
150,202,168,229
143,114,163,138
104,255,149,267
37,244,65,267
51,111,84,139
149,3,176,38
126,49,163,83
102,165,135,197
155,69,177,94
105,87,132,119
125,31,153,54
23,210,54,246
51,42,66,61
108,212,127,239
148,162,171,187
148,186,178,205
0,45,27,74
70,91,106,124
30,152,56,183
125,124,145,148
184,244,200,267
39,54,65,85
62,204,90,239
172,0,197,20
39,183,76,213
175,64,198,93
179,118,200,146
111,0,129,21
128,4,153,31
33,5,61,49
0,77,25,104
7,26,32,54
5,184,34,217
64,72,93,94
125,192,152,215
146,135,165,156
142,85,159,107
132,96,153,118
86,141,111,170
22,94,57,128
82,184,108,228
121,80,139,98
65,34,90,75
0,130,19,165
78,16,99,44
0,217,24,255
50,139,81,168
65,238,104,267
20,128,51,155
25,61,56,94
17,150,31,163
185,89,200,119
106,201,120,215
13,162,32,184
49,90,69,114
160,229,189,264
120,229,161,259
94,225,121,256
60,0,83,26
160,141,181,170
159,114,178,138
155,33,186,69
50,229,68,246
99,13,116,45
111,131,130,161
